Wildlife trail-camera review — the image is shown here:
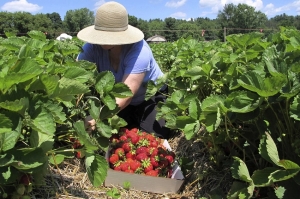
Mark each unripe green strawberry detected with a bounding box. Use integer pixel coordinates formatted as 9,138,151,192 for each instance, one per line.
2,193,8,198
17,183,25,195
27,184,33,193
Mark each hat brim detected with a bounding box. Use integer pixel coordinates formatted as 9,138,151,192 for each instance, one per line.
77,24,144,45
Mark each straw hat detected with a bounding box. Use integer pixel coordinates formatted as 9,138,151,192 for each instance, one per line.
77,1,144,45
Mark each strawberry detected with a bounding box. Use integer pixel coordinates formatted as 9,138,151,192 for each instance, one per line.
125,169,134,173
73,139,82,149
145,134,155,142
165,155,174,164
136,152,148,161
130,160,141,172
113,165,122,171
114,148,125,158
136,146,148,154
119,127,129,135
142,158,154,173
20,174,31,185
150,157,159,168
127,133,140,144
120,161,130,171
125,151,136,159
146,169,159,177
122,142,132,153
76,151,85,159
159,158,169,168
119,135,128,142
130,127,138,134
109,154,119,164
149,140,158,148
150,148,158,157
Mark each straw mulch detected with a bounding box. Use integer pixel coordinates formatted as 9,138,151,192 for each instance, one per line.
29,131,233,199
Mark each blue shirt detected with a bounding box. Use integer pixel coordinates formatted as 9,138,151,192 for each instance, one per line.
77,39,164,105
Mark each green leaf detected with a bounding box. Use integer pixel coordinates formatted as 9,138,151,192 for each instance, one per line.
290,95,300,121
10,148,47,171
51,77,89,101
73,121,98,151
227,181,253,199
231,157,252,183
0,119,21,152
259,132,280,166
225,91,263,113
29,130,54,152
63,67,92,83
252,167,278,186
109,115,127,130
27,30,46,41
29,107,56,136
102,94,116,110
0,97,29,116
89,100,101,121
49,154,65,165
85,154,108,187
111,83,133,98
96,121,113,138
183,122,200,140
274,186,285,199
0,113,13,134
0,154,14,167
237,71,287,97
95,71,115,96
40,74,59,96
189,98,201,120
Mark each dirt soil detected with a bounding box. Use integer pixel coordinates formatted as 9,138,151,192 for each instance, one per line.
30,131,233,199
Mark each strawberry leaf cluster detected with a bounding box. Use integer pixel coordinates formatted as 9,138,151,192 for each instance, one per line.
108,128,175,177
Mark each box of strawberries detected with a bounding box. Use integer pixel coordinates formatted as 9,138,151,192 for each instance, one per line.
104,127,185,194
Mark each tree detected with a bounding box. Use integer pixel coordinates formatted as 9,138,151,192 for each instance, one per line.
64,8,94,35
47,12,64,38
148,19,165,38
217,3,267,35
164,17,178,42
11,12,35,35
176,20,202,40
33,14,53,37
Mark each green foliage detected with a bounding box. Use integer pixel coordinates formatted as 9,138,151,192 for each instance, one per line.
150,27,300,198
0,30,132,197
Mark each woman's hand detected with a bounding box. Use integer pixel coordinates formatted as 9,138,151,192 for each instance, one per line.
84,115,96,133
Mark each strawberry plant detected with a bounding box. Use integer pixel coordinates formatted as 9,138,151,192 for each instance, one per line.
148,27,300,198
0,30,132,197
107,127,176,178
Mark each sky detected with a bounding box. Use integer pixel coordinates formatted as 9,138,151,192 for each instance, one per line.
0,0,300,21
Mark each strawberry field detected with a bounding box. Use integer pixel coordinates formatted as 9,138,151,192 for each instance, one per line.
1,27,300,199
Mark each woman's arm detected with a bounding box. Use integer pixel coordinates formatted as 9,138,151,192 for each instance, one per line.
116,72,146,110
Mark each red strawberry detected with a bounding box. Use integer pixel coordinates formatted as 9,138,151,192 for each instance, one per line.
120,161,130,171
136,146,148,154
130,160,141,172
159,158,169,168
76,151,84,159
136,153,148,161
109,154,119,164
130,128,138,134
146,170,159,177
168,151,176,159
150,157,159,168
73,139,82,149
113,164,122,171
114,148,125,158
145,134,155,142
149,140,158,148
150,148,158,157
119,135,128,142
122,142,132,153
126,151,136,159
127,133,140,144
20,174,31,185
165,155,174,164
125,169,134,173
142,158,154,173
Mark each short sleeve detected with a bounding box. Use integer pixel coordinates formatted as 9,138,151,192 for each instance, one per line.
77,43,96,62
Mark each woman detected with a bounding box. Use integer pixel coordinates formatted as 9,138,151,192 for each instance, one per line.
77,1,170,139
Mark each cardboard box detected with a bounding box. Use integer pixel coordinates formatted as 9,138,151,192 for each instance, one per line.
104,140,185,194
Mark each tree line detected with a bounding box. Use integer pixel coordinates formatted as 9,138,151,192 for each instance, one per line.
0,3,299,42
